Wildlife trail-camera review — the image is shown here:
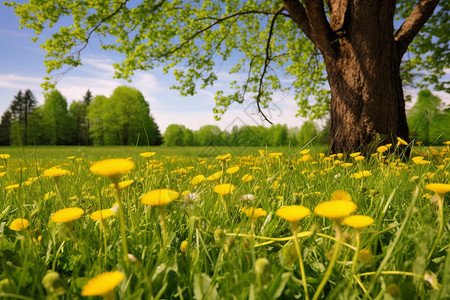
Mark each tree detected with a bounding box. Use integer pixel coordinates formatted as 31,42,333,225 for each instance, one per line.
7,0,448,152
41,90,74,145
407,89,449,145
297,120,319,146
163,124,186,146
0,110,12,146
8,89,37,145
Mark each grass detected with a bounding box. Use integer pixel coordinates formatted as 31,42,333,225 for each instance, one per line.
0,144,448,299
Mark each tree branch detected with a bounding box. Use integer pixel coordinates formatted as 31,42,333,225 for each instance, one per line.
254,8,285,125
303,0,335,56
282,0,313,40
395,0,440,58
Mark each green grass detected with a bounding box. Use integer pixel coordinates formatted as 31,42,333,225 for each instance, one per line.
0,145,448,299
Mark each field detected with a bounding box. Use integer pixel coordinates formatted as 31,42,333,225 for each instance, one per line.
0,145,448,299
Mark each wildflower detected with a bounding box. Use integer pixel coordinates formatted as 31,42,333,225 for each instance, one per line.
213,183,235,195
90,209,115,221
241,174,253,182
241,207,267,219
9,218,30,231
0,154,10,159
81,271,124,297
109,179,134,189
43,167,70,178
314,200,357,219
276,205,310,223
226,166,239,174
142,189,179,206
182,190,191,197
350,171,372,179
190,175,205,185
331,190,352,201
397,137,408,146
343,215,374,229
412,156,424,164
139,152,156,158
67,156,75,160
377,146,388,153
354,155,364,162
180,240,188,252
207,171,223,181
89,158,135,183
268,152,283,158
215,153,231,161
425,183,450,199
50,207,84,223
349,152,361,157
241,194,255,203
5,184,19,190
341,163,353,168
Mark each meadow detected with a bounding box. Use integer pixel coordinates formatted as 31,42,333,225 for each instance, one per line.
0,144,448,299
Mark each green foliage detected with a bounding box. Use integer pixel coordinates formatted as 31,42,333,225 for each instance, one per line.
297,120,318,146
163,124,186,146
0,110,12,145
8,89,37,145
407,89,450,145
87,86,162,146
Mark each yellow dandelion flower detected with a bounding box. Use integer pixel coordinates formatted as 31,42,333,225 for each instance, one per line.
215,153,231,161
9,218,30,231
300,149,310,155
314,200,357,219
343,215,374,229
43,167,70,178
207,171,223,181
331,190,352,201
241,174,253,182
142,189,179,206
89,158,135,182
109,179,134,189
50,207,84,223
0,172,6,177
341,163,353,168
226,166,240,174
180,240,188,252
276,205,310,223
349,152,361,157
397,137,408,146
411,156,424,164
241,207,267,219
81,271,124,296
443,141,450,146
67,156,75,159
0,154,10,159
182,190,191,197
214,183,235,195
377,146,388,153
5,184,20,190
139,152,156,158
190,175,205,185
350,171,372,179
425,183,450,198
90,209,115,221
269,152,283,158
354,155,365,162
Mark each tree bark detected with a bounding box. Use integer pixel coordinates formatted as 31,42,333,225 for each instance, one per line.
283,0,438,153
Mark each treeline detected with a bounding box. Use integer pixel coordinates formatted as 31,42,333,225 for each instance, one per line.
0,86,162,146
162,121,328,147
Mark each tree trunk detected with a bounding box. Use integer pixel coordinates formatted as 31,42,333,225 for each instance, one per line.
322,2,409,154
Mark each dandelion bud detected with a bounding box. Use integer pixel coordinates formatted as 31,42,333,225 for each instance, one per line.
358,249,373,263
214,229,226,243
279,242,297,267
42,271,66,296
255,258,271,285
386,283,400,297
180,240,188,252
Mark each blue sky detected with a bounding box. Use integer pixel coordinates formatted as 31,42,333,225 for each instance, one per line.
0,3,447,132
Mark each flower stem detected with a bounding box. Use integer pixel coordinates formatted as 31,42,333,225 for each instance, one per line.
158,206,167,249
292,225,309,300
114,183,129,266
351,231,361,274
312,222,342,300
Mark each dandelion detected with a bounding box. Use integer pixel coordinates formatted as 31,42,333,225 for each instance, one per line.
81,271,124,297
0,154,10,159
90,158,134,184
242,207,267,220
180,240,188,252
90,209,115,221
331,190,352,202
109,179,134,189
276,205,311,299
207,171,223,181
425,183,450,199
213,183,235,195
142,189,179,206
312,199,357,300
5,183,20,190
139,152,156,158
190,175,205,185
226,166,239,174
43,167,70,178
349,152,361,157
354,155,365,162
50,207,84,223
397,137,408,146
90,158,134,264
9,218,30,231
343,215,374,273
241,174,253,182
215,153,231,161
314,200,357,220
377,146,388,153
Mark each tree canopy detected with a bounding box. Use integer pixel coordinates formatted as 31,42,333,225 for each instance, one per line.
6,0,448,121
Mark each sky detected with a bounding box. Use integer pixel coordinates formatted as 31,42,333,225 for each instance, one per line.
0,3,448,133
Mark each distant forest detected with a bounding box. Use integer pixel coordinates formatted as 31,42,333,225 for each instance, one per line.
0,88,448,147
